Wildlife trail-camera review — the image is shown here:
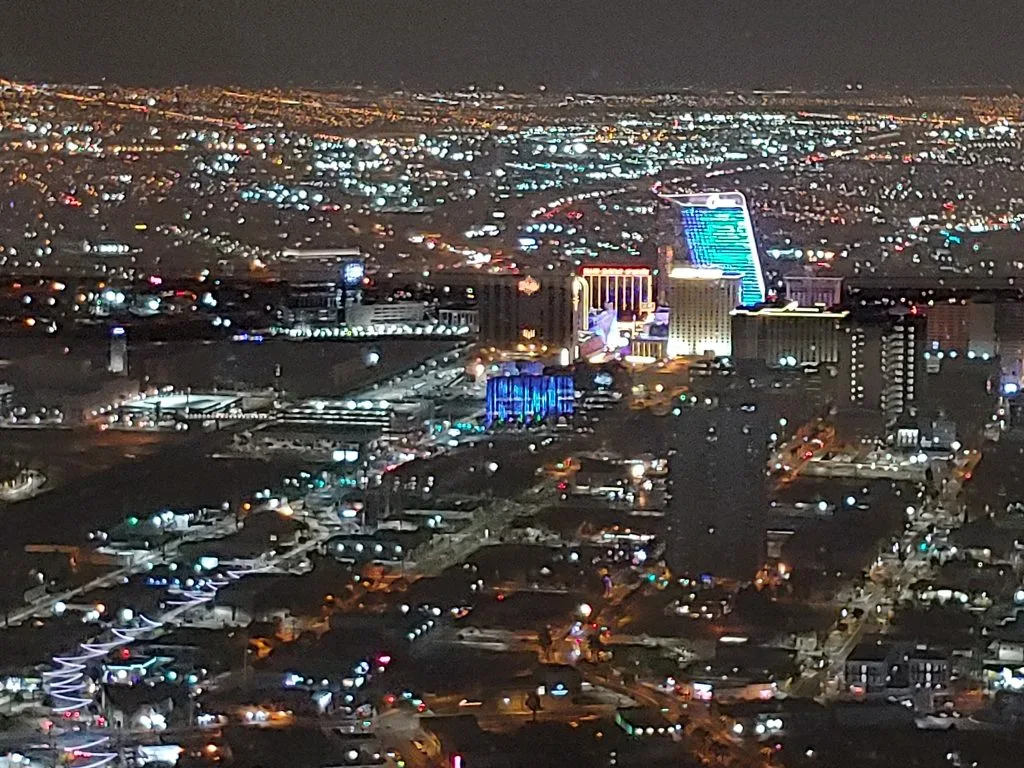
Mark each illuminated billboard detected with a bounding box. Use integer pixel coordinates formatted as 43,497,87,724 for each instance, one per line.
517,275,541,295
342,259,365,287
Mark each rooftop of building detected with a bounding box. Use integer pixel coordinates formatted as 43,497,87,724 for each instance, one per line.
730,299,849,318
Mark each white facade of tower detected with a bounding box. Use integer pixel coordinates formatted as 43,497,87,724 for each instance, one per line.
666,267,741,358
108,326,127,375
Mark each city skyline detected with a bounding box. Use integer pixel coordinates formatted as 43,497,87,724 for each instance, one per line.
4,9,1024,767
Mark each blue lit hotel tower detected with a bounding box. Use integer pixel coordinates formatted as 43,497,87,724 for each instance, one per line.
661,191,766,307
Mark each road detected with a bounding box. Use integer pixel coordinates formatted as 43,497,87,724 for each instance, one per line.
788,449,980,699
5,512,246,627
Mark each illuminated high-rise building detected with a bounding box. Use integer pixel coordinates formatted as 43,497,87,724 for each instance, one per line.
666,267,740,358
839,311,926,427
731,302,848,368
880,314,925,426
660,191,766,306
578,265,654,320
435,272,583,353
277,248,365,326
485,374,575,425
108,326,127,375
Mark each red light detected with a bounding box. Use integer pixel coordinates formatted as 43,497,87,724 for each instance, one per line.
384,694,396,706
377,654,392,666
120,647,131,660
452,756,463,768
965,472,972,480
417,702,427,713
496,593,505,602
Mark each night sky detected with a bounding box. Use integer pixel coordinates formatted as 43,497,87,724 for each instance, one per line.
3,1,1024,90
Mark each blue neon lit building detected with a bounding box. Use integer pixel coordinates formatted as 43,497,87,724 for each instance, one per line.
485,374,574,425
667,192,765,306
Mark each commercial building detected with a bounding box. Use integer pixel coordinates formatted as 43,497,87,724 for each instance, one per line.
924,300,996,358
280,398,427,437
344,301,427,328
660,191,766,306
666,267,740,358
655,196,683,305
108,326,128,375
844,641,950,694
113,391,244,429
997,302,1024,389
578,265,655,320
485,374,574,425
276,248,365,327
730,302,848,368
436,273,585,353
666,405,768,578
881,314,925,426
840,312,925,427
629,337,668,362
437,307,479,333
783,275,843,308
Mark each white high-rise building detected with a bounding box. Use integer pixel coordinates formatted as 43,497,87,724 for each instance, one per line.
880,315,924,426
108,326,127,375
666,267,741,358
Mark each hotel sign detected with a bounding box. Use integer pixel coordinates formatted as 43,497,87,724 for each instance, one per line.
517,276,541,295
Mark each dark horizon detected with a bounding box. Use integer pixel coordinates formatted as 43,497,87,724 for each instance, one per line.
6,1,1024,92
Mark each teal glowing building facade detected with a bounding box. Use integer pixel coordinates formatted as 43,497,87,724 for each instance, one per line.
485,374,574,425
664,191,766,307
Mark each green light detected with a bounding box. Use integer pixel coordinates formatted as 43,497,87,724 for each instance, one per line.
127,516,139,526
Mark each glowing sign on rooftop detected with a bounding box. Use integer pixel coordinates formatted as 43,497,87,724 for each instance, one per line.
517,276,541,295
